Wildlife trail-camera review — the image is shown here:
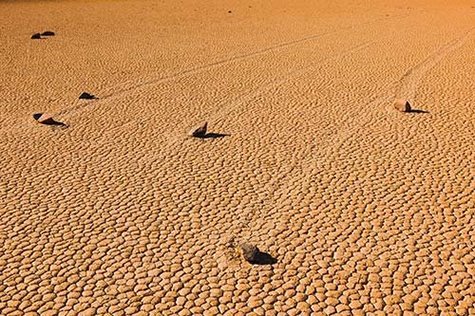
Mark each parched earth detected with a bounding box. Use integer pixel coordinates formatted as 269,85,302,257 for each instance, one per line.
1,0,474,315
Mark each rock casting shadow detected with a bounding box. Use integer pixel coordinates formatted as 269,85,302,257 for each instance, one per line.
79,92,98,100
33,113,67,127
32,113,43,120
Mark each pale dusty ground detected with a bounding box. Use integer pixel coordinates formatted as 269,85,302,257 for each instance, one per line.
1,0,475,315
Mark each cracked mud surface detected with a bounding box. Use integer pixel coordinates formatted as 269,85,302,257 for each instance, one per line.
1,0,474,315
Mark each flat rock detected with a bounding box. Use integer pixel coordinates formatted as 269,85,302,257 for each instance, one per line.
31,33,41,40
188,122,207,138
33,113,54,124
394,99,412,112
79,92,97,100
33,113,66,126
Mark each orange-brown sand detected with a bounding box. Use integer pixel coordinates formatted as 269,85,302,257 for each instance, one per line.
1,0,475,314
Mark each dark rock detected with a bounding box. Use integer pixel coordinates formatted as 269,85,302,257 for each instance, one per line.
188,122,208,138
41,31,55,36
32,113,43,121
31,33,41,40
239,243,259,263
79,92,97,100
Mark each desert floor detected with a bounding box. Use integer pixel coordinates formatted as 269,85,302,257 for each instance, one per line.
1,0,475,315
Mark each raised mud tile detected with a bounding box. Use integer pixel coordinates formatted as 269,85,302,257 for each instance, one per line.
216,236,241,271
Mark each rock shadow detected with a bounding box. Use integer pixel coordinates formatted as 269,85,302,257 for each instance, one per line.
248,251,277,265
41,31,55,36
408,109,429,114
201,132,230,139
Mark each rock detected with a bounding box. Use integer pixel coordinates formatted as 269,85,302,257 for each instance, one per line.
41,31,55,36
238,243,259,263
31,33,41,40
33,113,54,124
32,113,43,121
188,122,207,138
228,237,276,265
33,113,66,126
394,99,412,112
238,243,277,265
79,92,97,100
